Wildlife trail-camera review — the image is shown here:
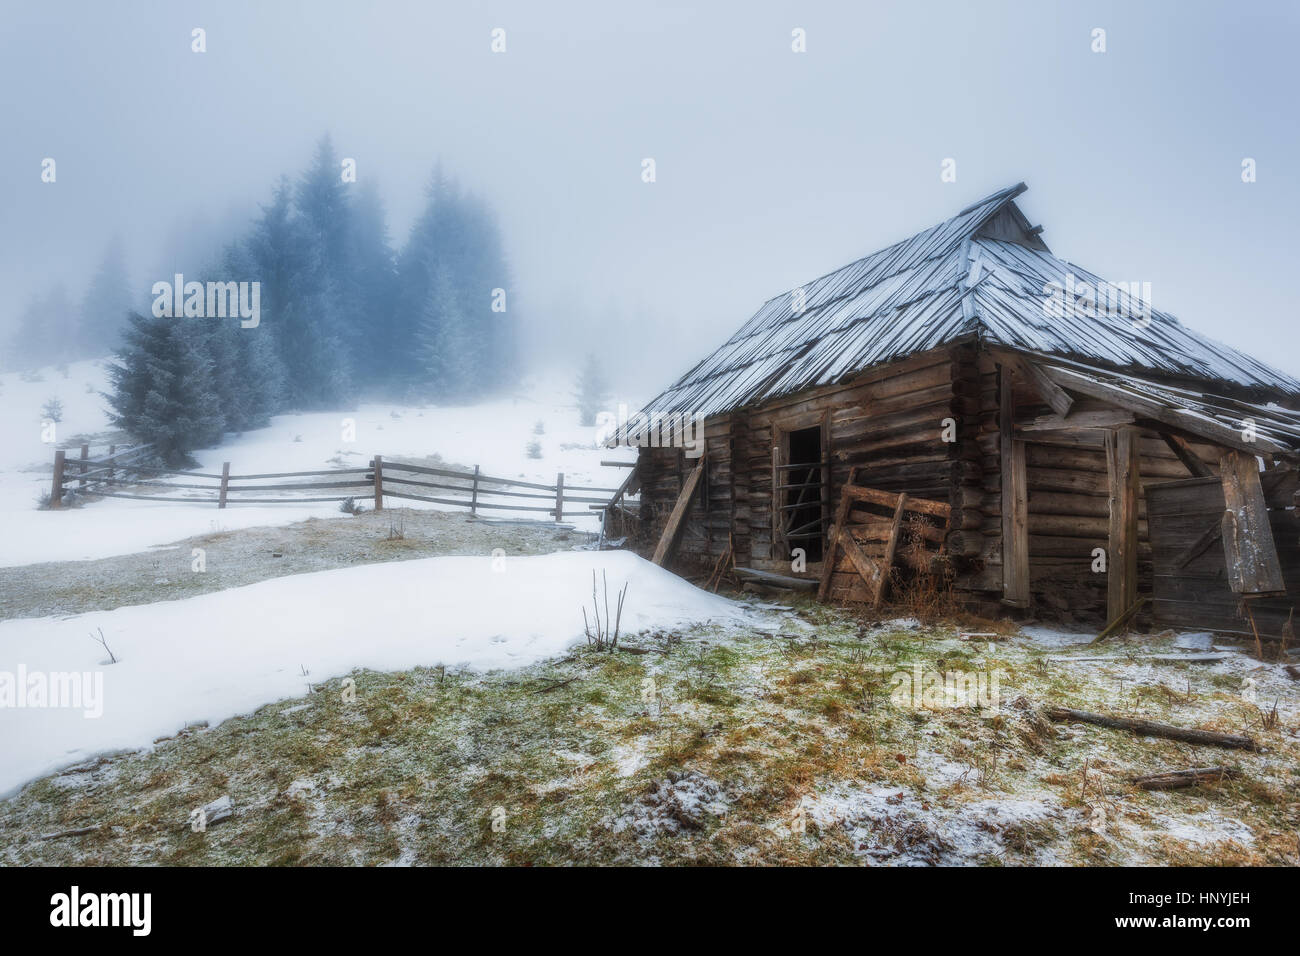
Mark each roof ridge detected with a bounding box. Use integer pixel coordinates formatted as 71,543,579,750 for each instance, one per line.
753,183,1028,311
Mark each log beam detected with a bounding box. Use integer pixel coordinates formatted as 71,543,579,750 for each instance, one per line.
1105,427,1141,623
1000,366,1029,606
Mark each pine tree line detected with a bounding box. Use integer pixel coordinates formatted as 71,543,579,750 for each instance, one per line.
94,135,517,465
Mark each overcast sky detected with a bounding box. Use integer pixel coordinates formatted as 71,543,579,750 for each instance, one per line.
2,0,1297,390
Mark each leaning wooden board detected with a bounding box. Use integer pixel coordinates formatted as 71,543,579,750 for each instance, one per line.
818,480,952,607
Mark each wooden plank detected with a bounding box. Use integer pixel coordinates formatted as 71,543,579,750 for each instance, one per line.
818,479,857,600
554,472,565,523
373,455,383,511
1160,432,1215,478
992,348,1074,418
651,452,707,566
1000,366,1029,606
1105,427,1141,622
1219,450,1285,595
839,526,885,597
874,493,908,608
218,461,230,509
840,484,950,517
771,437,787,560
1042,364,1292,457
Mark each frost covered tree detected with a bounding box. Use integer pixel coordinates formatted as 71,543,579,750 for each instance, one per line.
347,180,398,383
247,173,350,409
393,165,513,397
575,353,608,426
106,311,225,466
9,284,79,369
78,237,133,356
417,263,474,398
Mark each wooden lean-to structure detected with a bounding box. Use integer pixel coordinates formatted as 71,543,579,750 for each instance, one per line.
616,184,1300,636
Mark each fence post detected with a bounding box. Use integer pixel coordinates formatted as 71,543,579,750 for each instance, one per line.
373,455,384,511
218,461,230,509
554,472,564,523
470,465,479,516
79,443,89,491
51,450,65,509
106,445,115,488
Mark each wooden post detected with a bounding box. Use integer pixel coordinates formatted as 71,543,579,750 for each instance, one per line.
554,472,565,522
50,449,65,509
470,465,480,516
373,455,383,511
218,461,231,509
875,493,908,608
1219,450,1285,595
106,445,116,488
78,443,89,491
999,367,1029,606
1105,427,1141,623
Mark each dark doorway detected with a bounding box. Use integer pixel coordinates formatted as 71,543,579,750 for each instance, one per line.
784,425,824,563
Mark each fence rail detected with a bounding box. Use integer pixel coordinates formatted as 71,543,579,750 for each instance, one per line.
49,443,637,525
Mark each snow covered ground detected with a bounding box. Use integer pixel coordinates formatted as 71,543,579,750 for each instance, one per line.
0,359,640,566
0,550,762,795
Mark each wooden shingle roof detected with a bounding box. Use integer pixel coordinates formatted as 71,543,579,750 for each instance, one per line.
641,184,1300,425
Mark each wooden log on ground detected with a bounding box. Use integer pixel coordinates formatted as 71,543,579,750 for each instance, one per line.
1046,706,1258,750
1130,767,1242,790
734,566,819,591
39,825,99,840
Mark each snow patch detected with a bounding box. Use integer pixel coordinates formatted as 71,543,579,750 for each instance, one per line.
0,550,763,795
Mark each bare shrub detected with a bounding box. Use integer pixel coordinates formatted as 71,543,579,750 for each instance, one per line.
583,570,628,651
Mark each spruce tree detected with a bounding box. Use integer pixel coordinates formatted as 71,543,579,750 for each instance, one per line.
78,238,132,357
575,353,608,426
106,312,225,466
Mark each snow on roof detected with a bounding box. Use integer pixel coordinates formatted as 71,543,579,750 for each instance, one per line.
641,184,1300,424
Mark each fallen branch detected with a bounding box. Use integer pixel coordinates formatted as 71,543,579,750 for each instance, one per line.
1130,767,1242,791
1284,664,1300,681
39,825,99,840
1046,706,1258,750
531,676,580,695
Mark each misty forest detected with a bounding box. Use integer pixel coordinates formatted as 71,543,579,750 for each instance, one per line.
11,136,519,464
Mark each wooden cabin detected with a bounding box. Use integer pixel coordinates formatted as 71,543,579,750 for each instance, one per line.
618,184,1300,636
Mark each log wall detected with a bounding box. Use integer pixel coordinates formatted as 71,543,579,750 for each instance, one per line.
634,343,1235,625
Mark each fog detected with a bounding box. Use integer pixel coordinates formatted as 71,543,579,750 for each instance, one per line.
3,0,1298,391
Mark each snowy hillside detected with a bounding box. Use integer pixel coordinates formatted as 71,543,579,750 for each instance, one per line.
0,551,761,795
0,360,639,567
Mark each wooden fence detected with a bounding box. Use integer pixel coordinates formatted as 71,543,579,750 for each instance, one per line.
48,443,633,523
